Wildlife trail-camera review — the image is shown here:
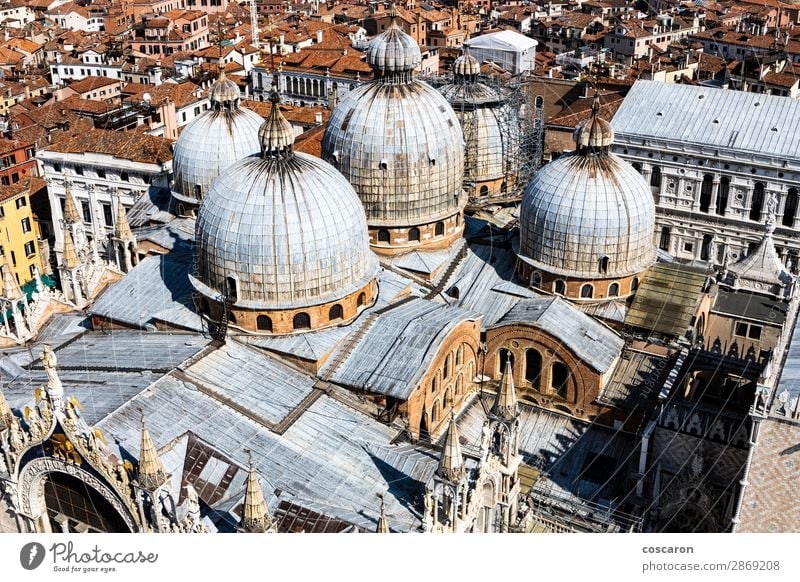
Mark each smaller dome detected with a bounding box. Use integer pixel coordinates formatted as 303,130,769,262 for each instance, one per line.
366,17,421,75
259,91,295,156
574,94,614,150
208,70,240,105
453,45,480,78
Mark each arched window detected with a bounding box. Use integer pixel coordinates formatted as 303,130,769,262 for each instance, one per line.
551,362,569,399
223,276,238,303
631,277,640,291
431,400,441,423
650,166,661,188
480,185,489,196
196,297,209,314
716,177,729,215
750,182,765,221
784,188,798,227
227,311,236,324
608,282,620,297
699,174,713,213
443,354,451,379
632,162,642,174
659,226,671,251
580,284,593,298
256,315,272,331
357,293,365,307
293,312,311,330
408,227,420,242
525,349,542,389
435,221,445,236
455,374,463,395
329,304,343,321
444,388,452,407
193,184,201,198
701,234,713,261
432,376,437,394
500,181,507,193
498,348,514,375
456,344,464,366
532,271,542,288
554,280,566,295
377,229,390,243
598,256,609,274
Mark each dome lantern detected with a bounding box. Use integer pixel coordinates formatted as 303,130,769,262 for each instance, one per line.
208,69,241,111
366,14,421,84
258,90,295,159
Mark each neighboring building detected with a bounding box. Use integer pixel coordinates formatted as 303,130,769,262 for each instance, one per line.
467,30,538,76
0,178,45,288
130,10,209,56
605,14,704,63
612,81,800,270
36,128,172,267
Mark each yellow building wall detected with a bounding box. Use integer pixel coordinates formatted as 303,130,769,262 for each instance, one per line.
0,188,44,288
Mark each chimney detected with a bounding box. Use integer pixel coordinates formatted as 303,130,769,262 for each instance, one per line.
315,111,323,125
316,30,323,43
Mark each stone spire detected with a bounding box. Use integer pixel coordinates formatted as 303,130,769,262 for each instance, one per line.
727,192,793,298
437,412,465,482
61,225,79,270
114,198,133,241
137,409,167,491
62,184,81,224
376,493,389,533
240,450,274,533
0,380,13,426
491,354,519,421
1,261,22,299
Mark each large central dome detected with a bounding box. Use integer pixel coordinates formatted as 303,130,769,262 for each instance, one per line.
192,93,378,335
321,17,466,255
516,96,656,301
171,71,264,217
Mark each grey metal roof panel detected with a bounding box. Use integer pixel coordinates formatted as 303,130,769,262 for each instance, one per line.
492,297,623,373
183,341,315,426
327,298,481,399
89,250,202,331
457,399,634,502
96,373,435,531
444,243,534,328
776,316,800,401
40,330,209,372
712,289,788,326
612,80,800,161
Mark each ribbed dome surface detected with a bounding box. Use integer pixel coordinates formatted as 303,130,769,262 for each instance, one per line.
366,19,421,74
194,153,378,309
518,153,656,278
172,106,264,203
322,81,465,225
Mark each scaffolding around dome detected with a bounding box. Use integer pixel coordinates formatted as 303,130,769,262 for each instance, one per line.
426,71,544,206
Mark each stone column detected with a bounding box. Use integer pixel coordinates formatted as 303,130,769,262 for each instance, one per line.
709,177,720,213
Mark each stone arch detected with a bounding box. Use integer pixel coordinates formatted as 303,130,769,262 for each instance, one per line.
16,457,137,533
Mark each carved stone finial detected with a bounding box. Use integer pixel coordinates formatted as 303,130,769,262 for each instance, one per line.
41,344,64,408
376,493,389,533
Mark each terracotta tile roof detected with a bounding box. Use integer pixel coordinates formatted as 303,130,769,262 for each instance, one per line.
241,100,330,127
123,81,202,109
43,127,173,164
763,71,799,88
293,124,325,159
67,75,120,95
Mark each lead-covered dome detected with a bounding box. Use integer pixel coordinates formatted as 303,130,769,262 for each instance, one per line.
192,93,378,335
322,17,465,254
439,43,519,198
171,71,263,216
517,97,656,284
